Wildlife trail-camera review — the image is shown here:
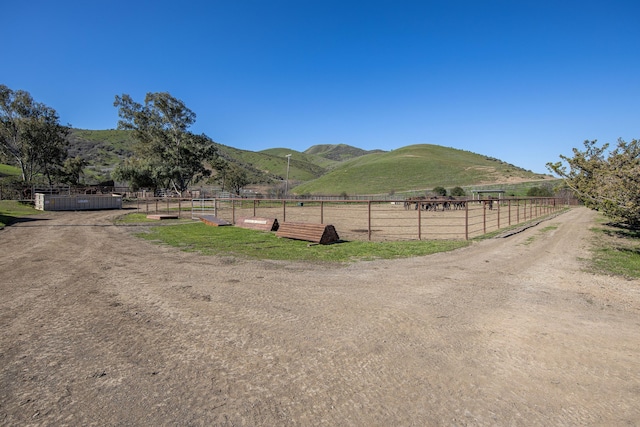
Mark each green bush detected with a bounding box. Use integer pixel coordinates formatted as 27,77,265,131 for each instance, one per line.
450,186,466,196
526,186,553,197
433,186,447,196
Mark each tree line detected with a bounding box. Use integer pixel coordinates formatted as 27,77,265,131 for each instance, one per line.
0,85,249,195
2,84,639,226
547,139,640,227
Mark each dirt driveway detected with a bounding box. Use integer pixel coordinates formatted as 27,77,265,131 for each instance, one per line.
1,207,638,426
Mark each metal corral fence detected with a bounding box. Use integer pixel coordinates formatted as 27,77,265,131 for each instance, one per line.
126,197,568,241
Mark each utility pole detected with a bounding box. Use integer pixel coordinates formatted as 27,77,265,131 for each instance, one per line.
285,154,292,198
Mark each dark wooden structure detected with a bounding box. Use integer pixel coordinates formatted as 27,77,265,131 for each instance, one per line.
276,222,340,244
197,215,231,226
235,217,279,231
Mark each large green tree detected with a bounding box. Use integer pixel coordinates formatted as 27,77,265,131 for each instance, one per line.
547,139,640,226
226,163,250,195
113,92,218,195
60,156,89,185
112,158,156,191
0,85,70,185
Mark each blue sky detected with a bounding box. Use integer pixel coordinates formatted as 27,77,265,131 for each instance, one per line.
3,0,639,174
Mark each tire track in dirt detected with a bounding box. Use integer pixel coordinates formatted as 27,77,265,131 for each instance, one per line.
1,207,639,426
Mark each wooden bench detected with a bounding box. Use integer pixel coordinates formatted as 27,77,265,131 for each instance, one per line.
196,215,231,226
276,222,340,244
235,217,279,232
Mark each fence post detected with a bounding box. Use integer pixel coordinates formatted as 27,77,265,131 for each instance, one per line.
517,199,520,223
530,200,533,220
283,199,286,223
465,199,469,240
483,201,487,235
418,202,422,240
368,201,372,241
320,201,324,224
508,199,511,226
497,198,501,230
232,198,236,224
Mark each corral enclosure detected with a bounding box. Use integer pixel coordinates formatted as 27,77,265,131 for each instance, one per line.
130,197,566,241
35,193,122,211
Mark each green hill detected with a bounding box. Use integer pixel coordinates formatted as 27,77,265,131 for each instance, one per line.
303,144,385,162
291,144,551,195
222,147,326,182
2,130,554,195
67,129,136,181
65,130,329,185
260,148,338,171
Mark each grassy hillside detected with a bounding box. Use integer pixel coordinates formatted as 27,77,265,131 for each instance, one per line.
261,148,339,171
221,146,326,182
303,144,385,162
292,144,552,195
2,130,555,196
0,164,22,178
67,129,136,181
66,130,327,184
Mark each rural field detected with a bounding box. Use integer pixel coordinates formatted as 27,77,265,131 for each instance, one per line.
134,196,562,241
1,207,639,426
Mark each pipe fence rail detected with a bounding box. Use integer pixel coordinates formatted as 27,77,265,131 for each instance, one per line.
125,197,568,241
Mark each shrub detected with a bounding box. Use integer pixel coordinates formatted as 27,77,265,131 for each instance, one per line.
526,186,553,197
450,186,466,197
433,186,447,196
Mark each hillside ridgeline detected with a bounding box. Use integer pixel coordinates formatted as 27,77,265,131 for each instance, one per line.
17,129,553,195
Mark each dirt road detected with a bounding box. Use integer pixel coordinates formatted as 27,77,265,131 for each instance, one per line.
1,207,638,426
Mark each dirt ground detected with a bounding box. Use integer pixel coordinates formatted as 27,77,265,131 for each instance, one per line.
1,207,639,426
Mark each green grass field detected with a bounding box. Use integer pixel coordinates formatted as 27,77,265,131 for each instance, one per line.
132,220,469,263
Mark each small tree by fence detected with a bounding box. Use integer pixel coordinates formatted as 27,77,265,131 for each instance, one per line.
128,196,570,241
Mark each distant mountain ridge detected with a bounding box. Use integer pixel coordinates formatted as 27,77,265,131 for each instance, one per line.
62,129,553,195
303,144,385,161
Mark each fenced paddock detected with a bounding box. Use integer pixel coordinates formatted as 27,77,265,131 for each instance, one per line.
126,197,567,241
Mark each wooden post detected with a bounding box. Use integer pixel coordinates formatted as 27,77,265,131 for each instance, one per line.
465,199,469,240
530,200,533,220
368,201,372,241
283,199,287,223
483,200,487,235
418,201,422,240
321,201,324,224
